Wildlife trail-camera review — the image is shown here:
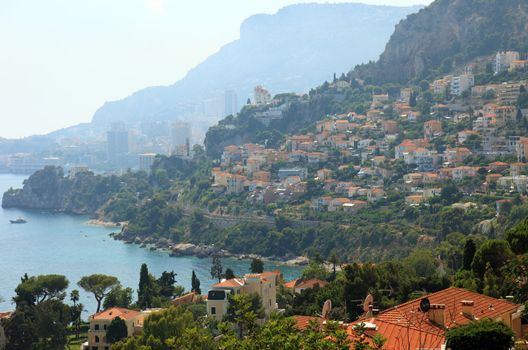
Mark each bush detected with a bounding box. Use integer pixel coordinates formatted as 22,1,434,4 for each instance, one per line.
446,319,514,350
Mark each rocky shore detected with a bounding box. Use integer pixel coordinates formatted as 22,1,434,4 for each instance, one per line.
110,231,309,266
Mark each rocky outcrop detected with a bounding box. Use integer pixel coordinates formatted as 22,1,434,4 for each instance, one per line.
355,0,528,83
2,166,111,214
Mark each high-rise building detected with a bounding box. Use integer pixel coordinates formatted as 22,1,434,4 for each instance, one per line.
171,121,191,156
106,122,130,167
224,90,238,116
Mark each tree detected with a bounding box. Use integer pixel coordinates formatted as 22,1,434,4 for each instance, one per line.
462,239,476,271
224,268,235,280
70,290,82,340
106,317,128,343
103,285,133,309
191,270,201,295
445,319,514,350
505,218,528,254
328,251,340,281
157,270,177,298
471,240,513,278
250,258,264,274
210,255,223,282
78,274,119,312
14,274,69,305
137,263,153,309
226,293,264,338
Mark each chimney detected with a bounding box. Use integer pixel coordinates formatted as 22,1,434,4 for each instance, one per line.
461,300,475,319
428,304,446,326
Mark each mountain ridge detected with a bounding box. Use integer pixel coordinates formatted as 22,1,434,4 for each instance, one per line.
91,3,421,126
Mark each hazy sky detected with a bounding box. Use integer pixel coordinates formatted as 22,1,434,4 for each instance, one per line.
0,0,431,139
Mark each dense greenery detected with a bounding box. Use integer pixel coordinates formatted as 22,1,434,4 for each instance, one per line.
445,319,514,350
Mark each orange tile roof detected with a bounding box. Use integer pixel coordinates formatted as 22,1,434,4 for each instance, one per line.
374,287,519,333
294,279,329,290
349,287,522,350
91,307,140,321
0,312,12,319
292,315,326,330
212,278,245,288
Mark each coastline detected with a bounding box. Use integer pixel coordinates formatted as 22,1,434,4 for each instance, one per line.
110,231,310,267
86,219,124,228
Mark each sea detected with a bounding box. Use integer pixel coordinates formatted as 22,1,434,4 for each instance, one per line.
0,174,302,316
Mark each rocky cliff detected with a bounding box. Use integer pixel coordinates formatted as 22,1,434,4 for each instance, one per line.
354,0,528,83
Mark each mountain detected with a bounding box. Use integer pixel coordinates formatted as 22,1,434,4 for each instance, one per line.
91,3,421,127
354,0,528,84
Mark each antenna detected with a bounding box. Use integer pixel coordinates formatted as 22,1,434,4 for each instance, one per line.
419,298,431,313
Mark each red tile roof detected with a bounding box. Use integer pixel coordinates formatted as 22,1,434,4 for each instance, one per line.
212,278,245,288
91,307,140,321
0,312,12,319
292,315,326,330
349,287,522,350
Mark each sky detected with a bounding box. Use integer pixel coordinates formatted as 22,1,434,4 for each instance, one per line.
0,0,432,139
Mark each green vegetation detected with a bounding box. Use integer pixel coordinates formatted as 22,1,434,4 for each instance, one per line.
445,319,514,350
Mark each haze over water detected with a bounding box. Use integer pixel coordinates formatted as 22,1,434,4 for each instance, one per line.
0,174,301,315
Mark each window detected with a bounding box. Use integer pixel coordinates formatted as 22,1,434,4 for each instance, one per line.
105,347,109,350
94,324,99,331
92,347,98,350
103,324,107,330
211,307,216,315
95,336,100,343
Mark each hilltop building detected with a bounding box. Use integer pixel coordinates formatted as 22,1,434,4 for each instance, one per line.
171,121,191,157
254,85,272,105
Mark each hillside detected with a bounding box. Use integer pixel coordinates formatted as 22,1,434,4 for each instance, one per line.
90,3,420,126
354,0,528,84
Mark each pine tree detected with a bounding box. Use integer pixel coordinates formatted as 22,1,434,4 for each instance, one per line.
224,268,235,280
191,270,201,295
249,258,264,274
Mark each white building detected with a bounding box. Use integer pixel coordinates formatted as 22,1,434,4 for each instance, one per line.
224,90,238,117
254,85,271,105
495,51,520,75
450,74,474,96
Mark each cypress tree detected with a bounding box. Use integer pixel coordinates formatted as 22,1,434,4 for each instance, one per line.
462,239,476,271
191,270,201,295
137,263,152,309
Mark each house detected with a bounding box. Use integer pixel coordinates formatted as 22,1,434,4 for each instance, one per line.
487,161,509,173
206,271,280,322
405,195,425,205
0,312,11,350
83,307,155,350
445,147,472,165
371,94,389,109
278,168,308,181
424,120,443,140
172,292,203,308
317,168,333,181
328,198,352,212
457,130,479,144
284,279,329,294
253,171,271,183
367,188,385,203
311,196,333,211
348,287,525,350
451,166,480,181
226,174,247,195
381,120,398,134
343,200,368,213
495,51,520,74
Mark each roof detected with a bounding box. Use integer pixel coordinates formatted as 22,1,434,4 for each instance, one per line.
294,279,329,290
349,287,522,350
292,315,326,330
0,312,12,319
91,307,140,321
372,287,520,333
212,278,246,289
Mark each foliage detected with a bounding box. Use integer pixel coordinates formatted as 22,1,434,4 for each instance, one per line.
505,218,528,254
103,285,133,309
471,240,513,278
445,319,514,350
78,274,120,312
106,317,128,343
250,258,264,274
191,270,201,295
210,255,223,282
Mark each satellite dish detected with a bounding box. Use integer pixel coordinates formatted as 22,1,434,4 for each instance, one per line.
363,294,374,313
420,298,431,313
322,299,332,319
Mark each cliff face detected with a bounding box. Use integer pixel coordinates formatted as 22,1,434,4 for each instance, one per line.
355,0,528,83
2,167,112,214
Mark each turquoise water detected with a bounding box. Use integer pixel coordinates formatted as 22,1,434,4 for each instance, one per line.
0,174,302,316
